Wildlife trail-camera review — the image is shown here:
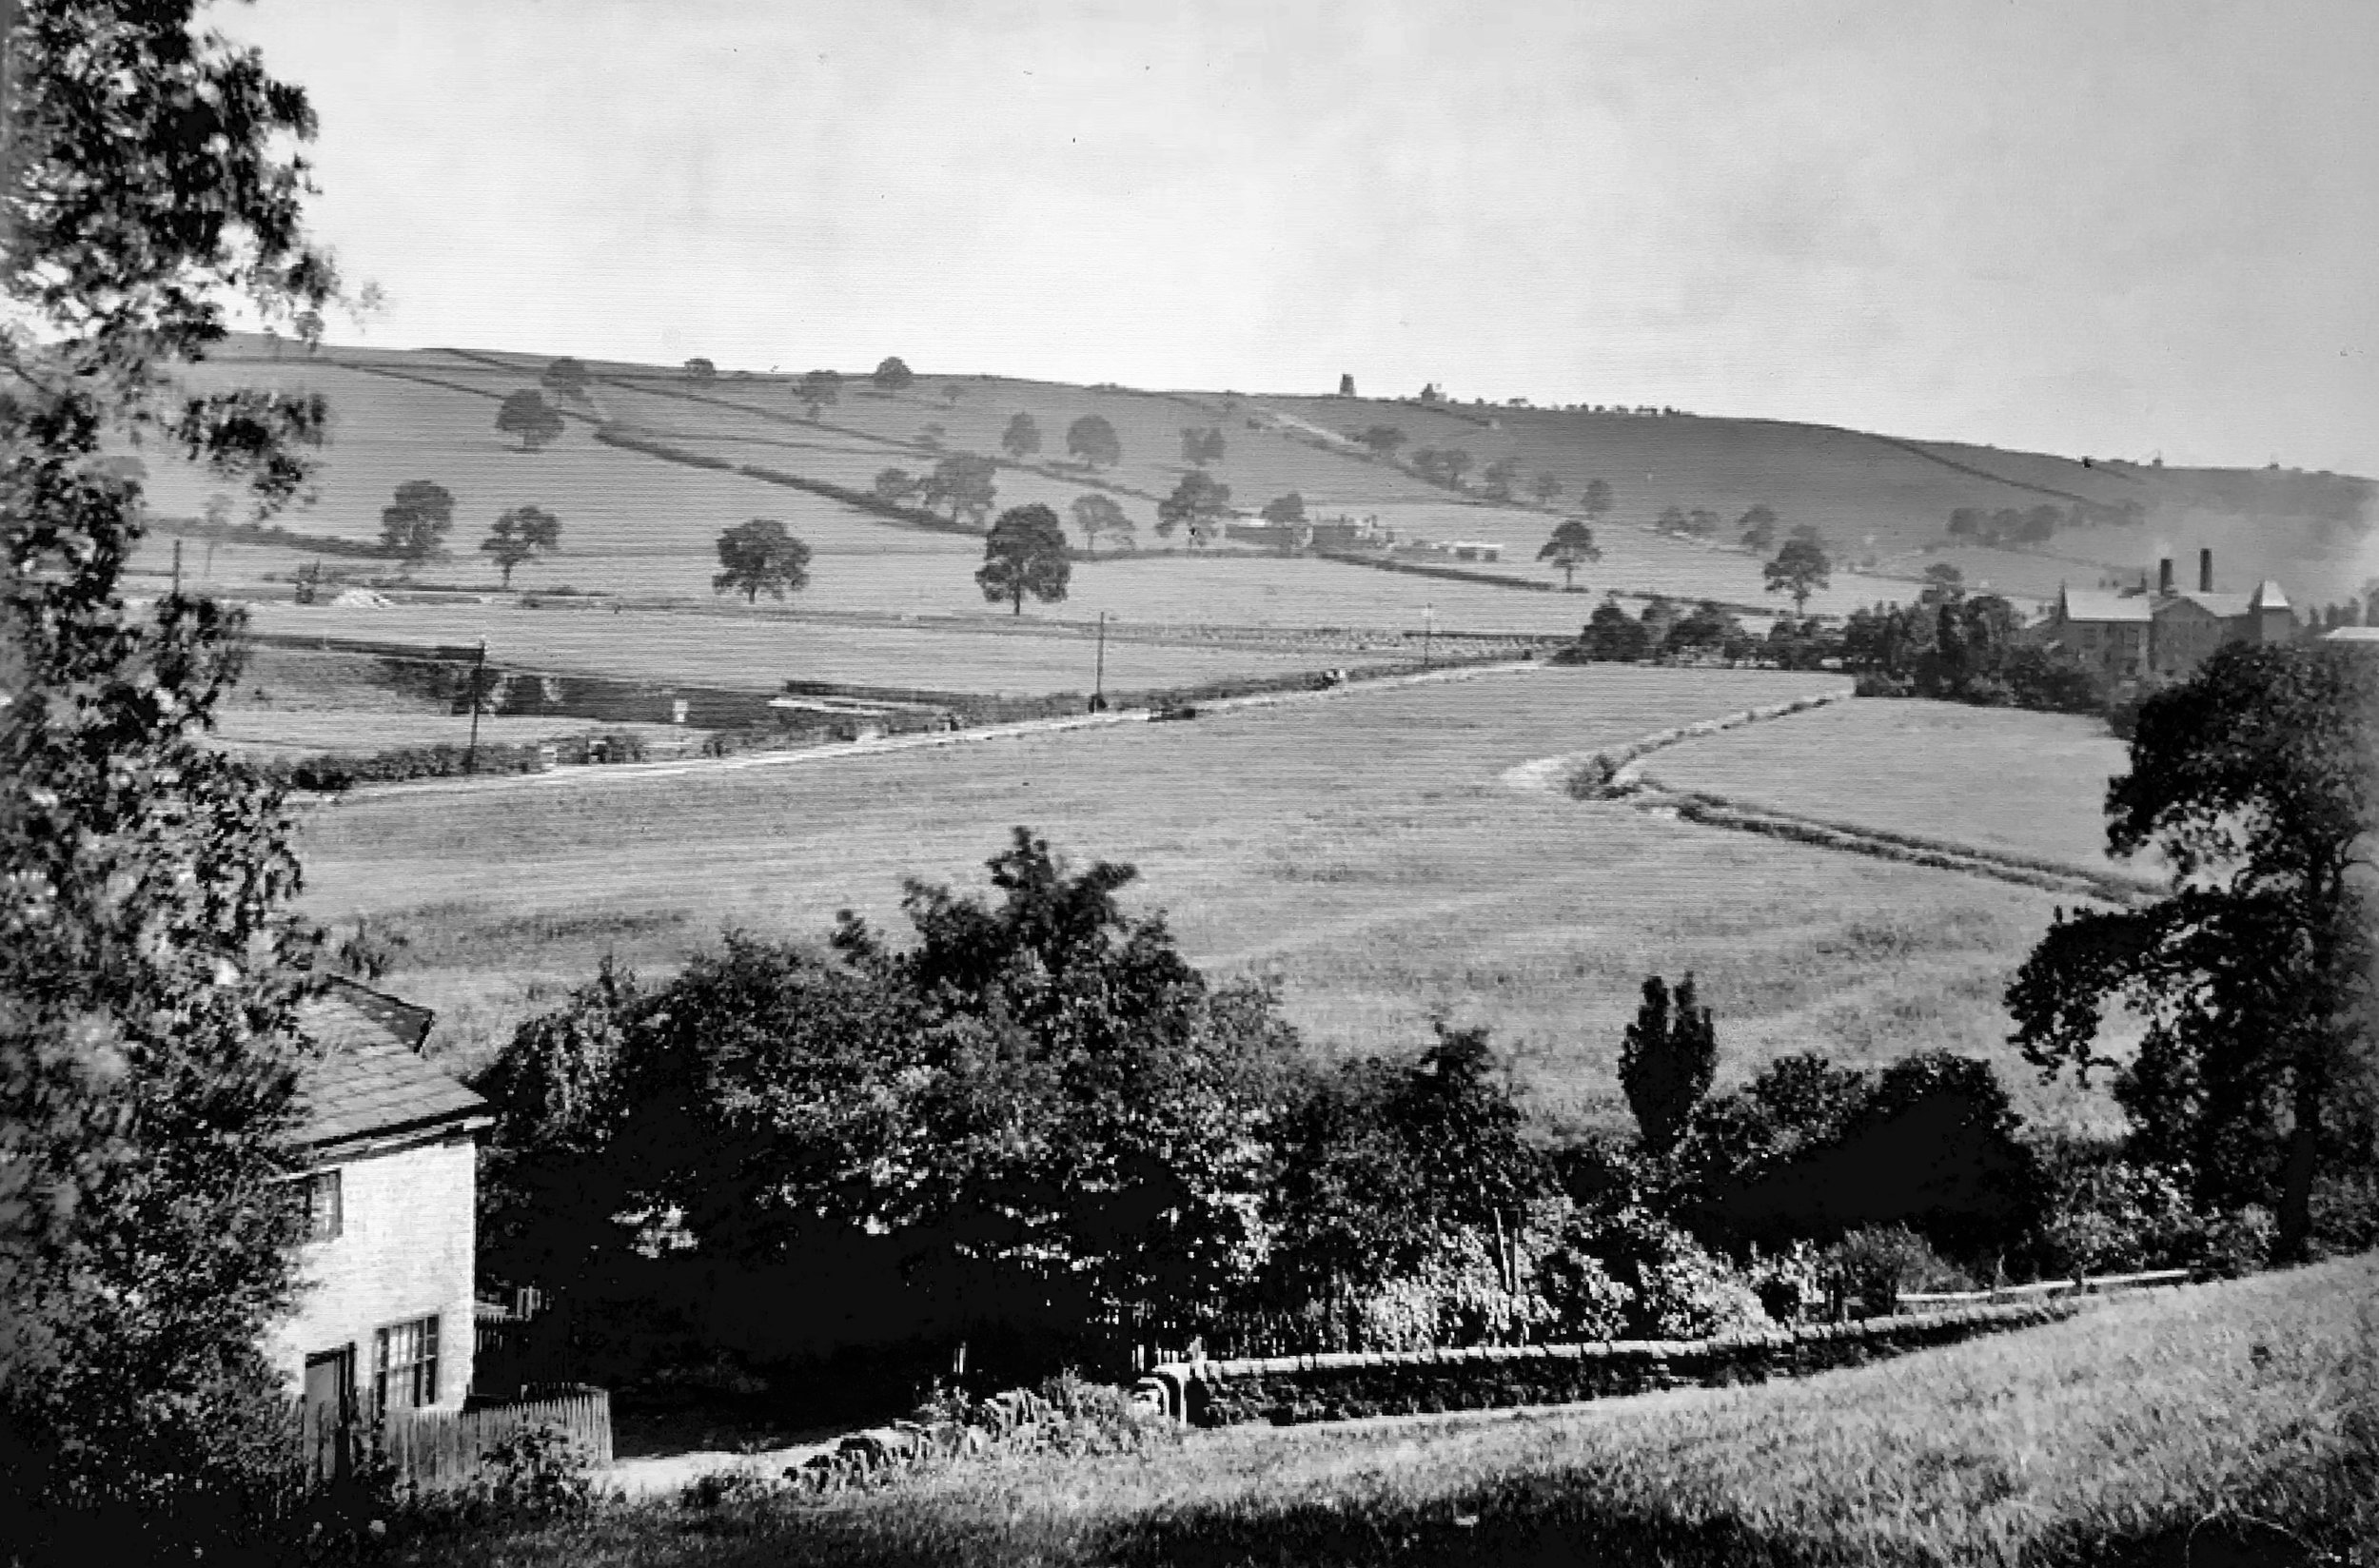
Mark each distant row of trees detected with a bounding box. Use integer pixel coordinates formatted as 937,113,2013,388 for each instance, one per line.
1946,498,2149,547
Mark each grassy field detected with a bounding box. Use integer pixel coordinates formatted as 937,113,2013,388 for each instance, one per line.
390,1255,2378,1567
288,665,2114,1134
230,599,1369,696
1644,697,2152,877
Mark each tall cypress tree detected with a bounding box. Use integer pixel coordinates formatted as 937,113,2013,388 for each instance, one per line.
1620,972,1720,1156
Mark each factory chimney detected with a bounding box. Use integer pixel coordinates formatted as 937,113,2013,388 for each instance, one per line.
2157,558,2173,597
2198,548,2213,594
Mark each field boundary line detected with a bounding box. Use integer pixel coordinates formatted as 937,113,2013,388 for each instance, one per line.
310,660,1543,802
1497,682,1855,795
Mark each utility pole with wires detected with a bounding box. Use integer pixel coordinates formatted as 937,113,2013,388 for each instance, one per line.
1422,601,1435,669
463,637,487,773
1093,610,1109,710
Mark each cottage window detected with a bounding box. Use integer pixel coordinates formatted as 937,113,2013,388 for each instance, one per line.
373,1315,440,1413
302,1169,343,1242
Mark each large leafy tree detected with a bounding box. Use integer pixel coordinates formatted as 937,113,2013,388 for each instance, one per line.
1156,469,1231,547
1001,411,1040,461
481,503,561,587
873,355,914,392
379,478,455,562
495,386,563,450
1070,492,1131,554
1764,535,1832,614
974,502,1071,616
1066,413,1121,469
1537,518,1602,590
2008,643,2377,1258
712,517,811,603
3,0,346,1541
795,368,841,420
920,452,998,527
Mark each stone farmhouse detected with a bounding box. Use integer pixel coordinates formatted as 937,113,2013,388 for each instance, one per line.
268,977,489,1468
2034,550,2297,686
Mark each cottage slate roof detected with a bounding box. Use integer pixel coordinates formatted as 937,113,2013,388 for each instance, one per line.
2249,579,2291,611
2057,590,2152,623
292,976,487,1151
2323,626,2379,643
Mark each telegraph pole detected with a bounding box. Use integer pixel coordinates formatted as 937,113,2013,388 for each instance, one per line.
170,538,183,596
1093,611,1108,708
1422,601,1435,670
464,637,487,773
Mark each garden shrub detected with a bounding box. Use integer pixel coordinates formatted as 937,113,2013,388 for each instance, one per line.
454,1422,596,1521
1821,1225,1972,1315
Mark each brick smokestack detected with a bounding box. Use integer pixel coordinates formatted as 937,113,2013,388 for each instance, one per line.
2158,558,2173,596
2199,548,2213,594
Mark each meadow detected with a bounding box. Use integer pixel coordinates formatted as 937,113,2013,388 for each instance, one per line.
289,669,2115,1135
1643,697,2151,877
389,1256,2378,1567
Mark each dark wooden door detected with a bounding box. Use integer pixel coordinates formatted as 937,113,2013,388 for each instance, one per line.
302,1348,354,1484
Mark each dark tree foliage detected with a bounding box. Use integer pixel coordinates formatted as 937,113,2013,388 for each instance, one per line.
495,386,564,450
3,0,344,1544
1480,456,1520,501
1263,1024,1548,1303
873,356,914,392
1001,411,1040,460
1180,425,1225,466
873,467,920,503
1067,413,1121,469
379,478,455,562
683,357,716,382
1530,470,1562,504
476,831,1298,1366
2007,643,2378,1258
711,517,811,603
1260,491,1307,527
1619,974,1718,1156
1156,469,1231,546
1351,424,1406,458
1580,598,1648,661
1537,519,1601,590
1738,503,1778,552
481,503,561,587
1579,478,1614,519
1408,446,1472,488
975,502,1071,615
1671,1052,2042,1261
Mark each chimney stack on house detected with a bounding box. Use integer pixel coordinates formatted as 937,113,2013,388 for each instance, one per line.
2158,558,2174,597
2199,549,2214,594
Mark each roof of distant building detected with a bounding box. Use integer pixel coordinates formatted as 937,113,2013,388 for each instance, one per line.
2322,626,2379,643
2057,589,2152,623
2159,591,2252,619
293,976,487,1153
2249,578,2291,611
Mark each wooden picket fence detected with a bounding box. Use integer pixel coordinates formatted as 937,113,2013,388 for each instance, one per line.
379,1385,612,1491
1893,1266,2194,1313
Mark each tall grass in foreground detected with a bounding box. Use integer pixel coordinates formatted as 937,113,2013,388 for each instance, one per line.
394,1254,2376,1567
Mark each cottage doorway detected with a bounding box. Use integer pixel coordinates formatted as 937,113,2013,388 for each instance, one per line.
302,1347,355,1483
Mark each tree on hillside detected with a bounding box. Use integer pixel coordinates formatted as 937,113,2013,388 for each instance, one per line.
542,357,590,402
1620,974,1719,1156
495,386,565,450
942,382,966,405
1738,504,1778,552
1788,521,1826,546
481,504,562,588
1919,561,1965,603
1157,469,1233,547
1352,424,1407,458
1068,413,1122,469
975,503,1072,616
381,480,458,562
1002,412,1042,461
873,356,914,392
2,0,346,1542
1481,456,1521,501
1764,536,1832,614
2008,644,2377,1260
921,453,999,527
712,518,812,603
1410,447,1472,488
1581,478,1615,521
1180,426,1226,466
796,369,842,421
1655,504,1689,537
1685,507,1721,538
1252,487,1302,523
1531,470,1563,505
684,357,717,382
874,467,921,504
1582,598,1650,661
1537,519,1602,590
1071,493,1133,554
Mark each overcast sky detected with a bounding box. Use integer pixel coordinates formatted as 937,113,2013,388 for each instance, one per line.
227,0,2379,477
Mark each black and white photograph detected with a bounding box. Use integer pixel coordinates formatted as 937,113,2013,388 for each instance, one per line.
3,1,2374,1562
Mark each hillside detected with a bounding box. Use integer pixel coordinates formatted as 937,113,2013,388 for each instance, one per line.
128,340,2377,657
